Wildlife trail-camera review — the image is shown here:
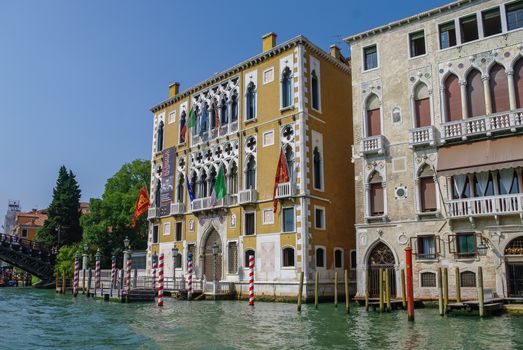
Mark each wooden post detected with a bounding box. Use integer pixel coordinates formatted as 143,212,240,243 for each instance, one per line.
405,246,414,321
437,267,444,316
443,267,449,314
61,272,66,294
455,267,462,303
334,271,338,308
344,269,350,314
314,271,319,309
401,269,406,309
379,268,384,312
87,268,92,297
82,270,86,294
385,269,391,312
55,272,59,293
478,266,484,317
365,269,370,312
297,271,304,312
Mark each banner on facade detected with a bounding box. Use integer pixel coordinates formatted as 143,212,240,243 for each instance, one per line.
160,147,175,216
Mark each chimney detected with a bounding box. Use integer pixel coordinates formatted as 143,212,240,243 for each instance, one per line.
330,45,343,60
168,82,180,98
262,32,277,52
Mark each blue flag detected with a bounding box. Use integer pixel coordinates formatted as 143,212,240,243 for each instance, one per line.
199,108,208,136
186,175,195,202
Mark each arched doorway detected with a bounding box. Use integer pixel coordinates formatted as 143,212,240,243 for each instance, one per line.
203,230,222,281
505,236,523,297
367,242,396,298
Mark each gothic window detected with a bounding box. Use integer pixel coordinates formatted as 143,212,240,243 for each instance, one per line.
282,247,295,267
313,147,322,190
281,67,292,108
190,171,197,198
414,83,431,127
157,120,164,152
490,63,510,113
229,162,238,194
366,94,381,137
418,165,437,212
179,111,187,144
176,175,184,203
154,180,161,208
201,170,208,198
466,69,486,117
209,167,217,193
444,74,462,122
192,106,200,136
231,94,239,122
515,58,523,109
246,82,256,120
369,171,384,216
221,98,228,124
311,70,320,110
246,156,256,189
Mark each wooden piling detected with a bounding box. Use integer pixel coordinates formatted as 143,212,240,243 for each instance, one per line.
385,269,391,312
365,269,370,312
297,271,304,312
379,268,384,312
443,267,449,314
61,273,66,294
82,270,86,294
55,273,59,293
437,267,444,316
478,266,484,317
401,269,406,309
334,271,338,308
314,271,319,309
455,267,461,303
344,269,350,314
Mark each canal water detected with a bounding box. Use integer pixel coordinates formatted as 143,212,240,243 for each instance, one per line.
1,288,523,350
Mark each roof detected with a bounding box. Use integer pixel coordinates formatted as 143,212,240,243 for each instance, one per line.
150,35,351,113
344,0,478,43
15,209,48,227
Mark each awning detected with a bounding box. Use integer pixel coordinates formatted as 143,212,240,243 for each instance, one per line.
437,136,523,176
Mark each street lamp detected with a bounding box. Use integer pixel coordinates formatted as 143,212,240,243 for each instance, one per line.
477,239,489,256
95,248,101,262
212,241,219,295
123,236,130,275
124,236,130,251
172,245,179,289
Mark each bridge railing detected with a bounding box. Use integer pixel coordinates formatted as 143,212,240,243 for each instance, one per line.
0,233,55,264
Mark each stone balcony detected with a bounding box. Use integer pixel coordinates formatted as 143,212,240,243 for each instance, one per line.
409,125,436,148
147,207,160,220
238,189,258,205
360,135,385,156
191,121,239,146
447,194,523,222
170,202,185,216
190,195,237,213
275,182,296,199
441,108,523,143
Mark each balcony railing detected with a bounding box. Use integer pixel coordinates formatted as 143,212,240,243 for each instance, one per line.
238,189,258,205
191,121,239,146
409,125,436,148
170,202,185,216
360,135,385,155
275,182,295,199
147,207,160,219
226,194,238,207
447,194,523,219
190,197,225,212
441,108,523,142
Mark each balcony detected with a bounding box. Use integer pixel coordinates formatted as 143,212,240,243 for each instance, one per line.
360,135,385,156
147,207,160,220
409,125,436,148
447,194,523,221
190,197,225,212
238,189,258,205
170,202,185,216
441,108,523,143
226,194,238,207
275,182,296,199
191,121,239,146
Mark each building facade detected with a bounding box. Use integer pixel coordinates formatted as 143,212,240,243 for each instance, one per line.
346,0,523,300
13,209,48,241
147,34,354,299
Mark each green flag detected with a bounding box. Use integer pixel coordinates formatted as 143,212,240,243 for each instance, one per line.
214,166,227,200
187,108,197,128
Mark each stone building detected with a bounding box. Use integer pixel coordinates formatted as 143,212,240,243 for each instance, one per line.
345,0,523,300
147,34,354,299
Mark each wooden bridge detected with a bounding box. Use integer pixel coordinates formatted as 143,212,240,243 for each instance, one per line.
0,233,55,285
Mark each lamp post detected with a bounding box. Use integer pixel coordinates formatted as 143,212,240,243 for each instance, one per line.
123,236,130,270
212,241,219,295
171,245,179,290
82,243,88,293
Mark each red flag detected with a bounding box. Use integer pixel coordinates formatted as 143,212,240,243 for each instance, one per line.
180,124,187,142
131,185,150,228
273,148,290,213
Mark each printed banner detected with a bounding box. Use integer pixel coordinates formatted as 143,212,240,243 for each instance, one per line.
160,147,175,216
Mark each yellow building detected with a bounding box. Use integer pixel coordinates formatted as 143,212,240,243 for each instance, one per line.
147,33,354,299
13,209,48,242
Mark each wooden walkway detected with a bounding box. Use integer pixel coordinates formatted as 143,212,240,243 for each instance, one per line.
447,298,504,315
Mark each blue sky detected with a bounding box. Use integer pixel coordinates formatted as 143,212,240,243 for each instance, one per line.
0,0,450,227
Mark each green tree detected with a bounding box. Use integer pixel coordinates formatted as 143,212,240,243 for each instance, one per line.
81,159,150,267
37,166,83,246
54,244,81,277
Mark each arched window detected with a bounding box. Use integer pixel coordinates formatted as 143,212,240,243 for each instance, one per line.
229,162,238,194
313,147,322,190
316,247,325,267
460,271,476,287
201,104,209,133
244,249,255,268
246,83,256,120
369,171,384,216
366,94,381,137
192,106,200,136
209,167,217,193
418,165,437,212
311,70,320,110
190,171,197,198
157,120,164,152
220,98,228,124
281,67,292,108
179,112,187,143
282,247,295,267
489,63,510,113
444,74,462,122
334,249,343,268
285,146,294,182
176,175,184,203
246,156,256,189
231,94,239,122
414,83,431,127
420,272,436,287
200,170,208,198
515,58,523,109
154,180,161,208
466,69,486,117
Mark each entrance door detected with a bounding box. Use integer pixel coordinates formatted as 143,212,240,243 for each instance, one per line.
203,230,222,281
367,242,396,298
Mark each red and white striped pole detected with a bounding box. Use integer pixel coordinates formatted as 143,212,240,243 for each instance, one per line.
248,255,254,306
73,253,79,296
111,256,116,288
125,253,132,295
158,253,164,306
95,250,101,290
187,253,193,300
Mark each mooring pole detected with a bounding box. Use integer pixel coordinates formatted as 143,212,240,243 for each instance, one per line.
334,271,338,308
365,269,369,311
379,268,384,313
478,266,485,317
297,271,304,312
438,267,444,316
344,269,350,314
401,269,406,309
455,267,462,303
55,272,59,293
443,267,449,314
61,272,66,294
314,271,319,309
385,270,391,312
405,246,414,321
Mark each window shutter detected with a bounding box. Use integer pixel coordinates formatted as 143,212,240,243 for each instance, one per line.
366,108,381,137
420,177,437,212
467,70,486,117
445,75,462,121
370,183,384,215
448,234,456,254
415,98,431,127
490,64,510,113
514,59,523,109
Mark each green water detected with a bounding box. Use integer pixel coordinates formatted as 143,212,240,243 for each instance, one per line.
1,288,523,350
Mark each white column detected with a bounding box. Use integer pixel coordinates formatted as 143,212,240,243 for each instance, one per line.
482,74,492,115
415,179,421,214
460,79,469,119
440,86,448,123
507,69,517,111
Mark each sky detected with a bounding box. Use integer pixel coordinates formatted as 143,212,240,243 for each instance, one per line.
0,0,451,227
